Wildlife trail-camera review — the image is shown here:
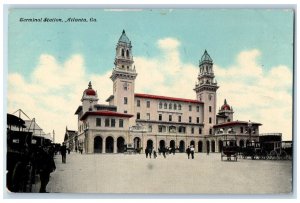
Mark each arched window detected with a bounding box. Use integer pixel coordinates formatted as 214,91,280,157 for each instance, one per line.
174,104,177,110
159,102,162,109
126,50,130,58
169,103,172,109
121,49,125,57
164,103,167,109
178,104,182,110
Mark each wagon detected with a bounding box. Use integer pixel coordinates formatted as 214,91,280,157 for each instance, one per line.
262,141,291,160
221,140,238,161
241,142,268,160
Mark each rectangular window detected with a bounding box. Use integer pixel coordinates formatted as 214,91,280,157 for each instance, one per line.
191,127,194,134
209,117,212,124
159,114,162,121
199,128,202,134
158,125,163,133
119,119,124,128
189,105,192,111
209,106,212,112
96,118,101,127
197,106,200,112
124,97,128,104
105,118,110,127
178,116,181,122
137,100,140,107
137,112,140,119
111,119,116,127
147,113,150,120
197,117,199,124
189,116,192,123
147,101,150,108
124,110,127,113
169,115,172,122
240,127,244,133
148,125,152,132
209,128,212,135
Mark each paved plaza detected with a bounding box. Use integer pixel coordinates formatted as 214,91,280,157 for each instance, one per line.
32,152,292,194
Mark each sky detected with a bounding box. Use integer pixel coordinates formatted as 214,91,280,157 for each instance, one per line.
7,9,294,143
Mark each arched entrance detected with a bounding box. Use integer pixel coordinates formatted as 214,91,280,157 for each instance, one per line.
146,139,153,149
179,140,185,152
211,140,215,152
133,137,141,149
105,136,114,153
198,141,203,152
206,140,210,153
246,139,250,146
117,137,125,153
190,140,195,147
159,140,165,150
239,140,245,148
170,140,175,149
219,140,223,152
94,136,102,153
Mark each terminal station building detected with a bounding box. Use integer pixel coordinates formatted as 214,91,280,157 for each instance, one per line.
73,30,262,154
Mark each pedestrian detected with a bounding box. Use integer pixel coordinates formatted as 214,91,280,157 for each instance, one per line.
172,147,175,155
207,148,210,155
190,145,195,159
162,147,166,158
37,146,56,193
148,147,153,159
60,144,67,163
186,146,191,159
145,148,149,158
153,148,157,159
79,147,83,154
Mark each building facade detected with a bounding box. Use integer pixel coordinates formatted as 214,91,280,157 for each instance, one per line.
74,30,261,154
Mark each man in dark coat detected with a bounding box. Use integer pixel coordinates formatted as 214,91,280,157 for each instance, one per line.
145,148,149,158
186,146,191,159
37,146,56,193
60,144,67,163
148,147,153,159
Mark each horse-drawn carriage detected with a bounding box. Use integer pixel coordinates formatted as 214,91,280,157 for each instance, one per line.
221,140,238,161
240,141,268,160
7,113,54,192
261,141,292,160
7,113,35,192
240,140,292,160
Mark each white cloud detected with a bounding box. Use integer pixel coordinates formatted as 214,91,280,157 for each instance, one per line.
8,39,293,143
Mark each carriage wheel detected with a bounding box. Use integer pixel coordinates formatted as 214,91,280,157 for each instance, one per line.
269,150,277,160
279,150,287,160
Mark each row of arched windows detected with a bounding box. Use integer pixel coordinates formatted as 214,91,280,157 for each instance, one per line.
159,102,182,110
121,48,130,58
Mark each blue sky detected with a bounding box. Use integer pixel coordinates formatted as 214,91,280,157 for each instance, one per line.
7,9,294,142
9,9,293,77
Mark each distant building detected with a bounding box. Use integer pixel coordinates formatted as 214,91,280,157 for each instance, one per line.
63,126,78,151
74,30,261,154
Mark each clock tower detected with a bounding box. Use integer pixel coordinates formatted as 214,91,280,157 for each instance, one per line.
110,30,137,119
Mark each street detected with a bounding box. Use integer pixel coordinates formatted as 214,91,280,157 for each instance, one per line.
32,152,292,194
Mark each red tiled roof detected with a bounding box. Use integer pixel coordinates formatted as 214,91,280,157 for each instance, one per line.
80,110,133,121
214,121,262,128
135,93,203,104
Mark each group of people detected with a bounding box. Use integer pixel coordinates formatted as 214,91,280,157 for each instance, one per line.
186,145,195,159
145,147,157,159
